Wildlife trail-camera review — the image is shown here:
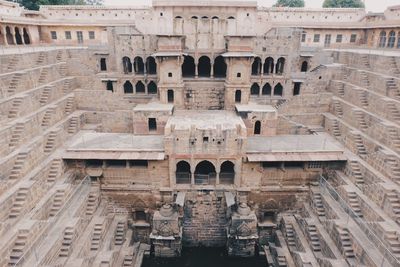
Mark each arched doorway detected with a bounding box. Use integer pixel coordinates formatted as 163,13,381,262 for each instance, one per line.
22,28,30,44
15,27,22,45
194,161,216,185
264,57,274,75
182,55,195,77
274,83,283,96
301,61,308,72
235,90,241,103
262,83,271,95
122,57,132,74
134,57,144,74
254,121,261,135
135,81,145,94
123,81,133,94
214,56,227,78
147,81,157,94
6,26,14,45
146,57,157,74
167,89,174,103
198,56,211,77
276,57,285,75
176,161,191,184
220,161,235,184
250,83,260,96
252,57,262,76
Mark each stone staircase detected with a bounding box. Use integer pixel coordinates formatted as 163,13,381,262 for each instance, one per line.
385,231,400,259
8,97,23,119
40,86,51,106
68,116,79,134
359,71,369,88
360,54,370,69
38,68,49,84
332,119,341,138
333,100,343,118
312,192,326,217
349,160,364,186
47,159,62,183
338,228,355,259
8,73,23,95
59,227,74,257
59,65,68,77
347,192,363,217
114,221,126,246
276,255,287,267
387,78,400,98
41,107,55,127
9,232,28,265
36,52,46,65
388,127,400,152
336,82,345,97
387,155,400,184
49,189,65,217
9,123,25,149
9,152,28,180
388,102,400,124
123,255,134,266
63,80,72,95
353,110,368,130
44,131,58,153
284,224,296,247
306,224,321,252
389,57,400,75
7,56,20,72
359,90,368,108
352,132,367,157
386,191,400,225
86,191,99,216
65,97,74,115
91,222,104,251
9,187,29,218
56,50,64,61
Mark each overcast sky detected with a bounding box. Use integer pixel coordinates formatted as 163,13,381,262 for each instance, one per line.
103,0,399,12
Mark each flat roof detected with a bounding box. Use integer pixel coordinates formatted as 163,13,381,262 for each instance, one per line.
236,103,276,113
133,102,174,112
166,110,245,131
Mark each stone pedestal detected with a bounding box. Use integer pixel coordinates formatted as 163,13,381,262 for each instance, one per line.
227,203,258,257
150,204,182,257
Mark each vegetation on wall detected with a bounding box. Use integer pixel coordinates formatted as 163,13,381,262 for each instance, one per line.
7,0,103,10
273,0,305,7
322,0,365,8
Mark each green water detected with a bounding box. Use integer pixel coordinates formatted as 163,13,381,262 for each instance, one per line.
142,247,266,267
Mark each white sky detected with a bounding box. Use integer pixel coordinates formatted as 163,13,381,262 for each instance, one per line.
103,0,400,12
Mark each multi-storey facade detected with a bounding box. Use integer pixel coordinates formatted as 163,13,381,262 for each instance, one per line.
1,0,400,266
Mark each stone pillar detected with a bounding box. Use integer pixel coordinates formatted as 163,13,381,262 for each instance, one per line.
211,63,214,78
150,204,182,257
11,27,17,45
0,26,6,46
261,62,264,76
195,63,198,78
227,203,258,257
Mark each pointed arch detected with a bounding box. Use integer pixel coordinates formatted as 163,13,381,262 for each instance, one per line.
15,27,22,45
195,160,216,185
274,83,283,96
252,57,262,76
134,56,144,74
123,81,133,94
276,57,285,75
251,83,260,95
122,57,132,74
262,83,271,95
135,81,145,94
220,161,235,185
147,81,157,94
146,56,157,74
176,161,191,184
22,28,30,44
182,55,195,77
264,57,274,75
6,26,14,45
198,56,211,77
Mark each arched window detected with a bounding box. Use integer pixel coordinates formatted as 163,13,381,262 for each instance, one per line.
135,81,145,94
22,28,30,44
182,55,195,77
122,57,132,74
123,81,133,94
147,81,157,94
264,57,274,75
198,56,211,77
252,57,262,76
276,57,285,75
176,161,191,184
194,161,216,185
227,16,235,19
201,16,209,19
167,89,174,103
14,27,22,45
398,32,400,49
235,90,241,103
100,58,107,71
262,83,271,95
191,16,198,19
134,57,144,74
146,57,157,74
379,31,387,47
212,16,219,20
6,26,14,45
301,61,308,72
175,16,183,19
251,83,260,95
220,161,235,185
254,121,261,135
214,56,227,78
274,83,283,96
388,31,396,48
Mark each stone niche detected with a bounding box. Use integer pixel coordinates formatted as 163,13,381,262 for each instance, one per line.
150,204,182,257
227,202,258,257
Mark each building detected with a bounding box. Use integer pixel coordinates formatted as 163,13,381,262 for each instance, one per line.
0,0,400,266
